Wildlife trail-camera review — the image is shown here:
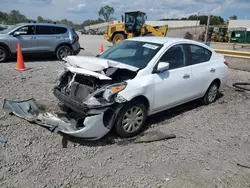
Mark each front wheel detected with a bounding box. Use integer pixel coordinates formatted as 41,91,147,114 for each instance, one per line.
112,33,125,45
201,82,219,105
56,45,73,60
115,100,147,138
0,46,8,63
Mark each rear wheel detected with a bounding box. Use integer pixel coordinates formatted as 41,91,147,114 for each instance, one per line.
56,45,73,60
115,100,147,138
0,46,8,63
112,33,125,45
201,81,219,105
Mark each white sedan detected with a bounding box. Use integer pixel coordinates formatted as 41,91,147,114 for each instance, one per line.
51,36,229,140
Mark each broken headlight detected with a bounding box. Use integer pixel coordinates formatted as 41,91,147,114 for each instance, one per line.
103,83,127,102
84,96,102,106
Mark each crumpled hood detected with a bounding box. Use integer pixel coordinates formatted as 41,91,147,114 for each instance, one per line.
63,56,139,72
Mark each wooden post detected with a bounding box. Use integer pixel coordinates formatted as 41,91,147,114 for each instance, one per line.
205,14,211,44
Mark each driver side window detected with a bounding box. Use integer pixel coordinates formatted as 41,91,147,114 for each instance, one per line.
15,25,35,35
159,44,186,70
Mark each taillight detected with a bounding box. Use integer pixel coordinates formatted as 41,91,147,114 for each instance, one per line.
224,61,229,67
73,36,79,42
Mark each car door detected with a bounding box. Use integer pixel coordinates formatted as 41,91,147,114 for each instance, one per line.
183,43,216,98
35,25,68,52
152,44,193,113
11,25,39,53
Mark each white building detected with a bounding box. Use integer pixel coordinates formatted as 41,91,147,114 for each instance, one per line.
228,20,250,31
145,20,200,28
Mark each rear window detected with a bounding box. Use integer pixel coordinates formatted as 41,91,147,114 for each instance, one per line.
189,44,212,63
36,26,67,35
71,28,78,36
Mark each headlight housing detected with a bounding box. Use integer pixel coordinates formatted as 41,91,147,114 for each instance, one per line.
55,69,66,86
83,96,102,106
103,83,127,102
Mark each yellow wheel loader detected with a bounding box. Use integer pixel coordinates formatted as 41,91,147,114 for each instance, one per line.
104,11,168,45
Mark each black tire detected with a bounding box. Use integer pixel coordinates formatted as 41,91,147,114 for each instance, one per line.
112,33,125,45
0,46,8,63
201,81,219,105
56,45,73,60
115,100,147,138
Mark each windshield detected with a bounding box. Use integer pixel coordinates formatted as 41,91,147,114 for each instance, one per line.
98,40,163,69
0,24,22,34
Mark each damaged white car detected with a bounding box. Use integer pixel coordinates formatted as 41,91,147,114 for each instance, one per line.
52,37,229,140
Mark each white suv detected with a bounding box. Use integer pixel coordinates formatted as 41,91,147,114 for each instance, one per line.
53,37,229,140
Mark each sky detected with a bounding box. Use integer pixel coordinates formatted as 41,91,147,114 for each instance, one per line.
1,0,250,24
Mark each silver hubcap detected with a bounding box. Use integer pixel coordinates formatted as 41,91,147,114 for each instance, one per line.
59,47,71,59
122,107,144,133
208,84,218,102
0,49,6,61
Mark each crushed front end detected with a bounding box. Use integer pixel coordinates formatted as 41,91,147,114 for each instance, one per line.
52,57,138,140
2,56,138,141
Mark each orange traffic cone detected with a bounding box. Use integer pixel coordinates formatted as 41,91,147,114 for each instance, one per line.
15,43,28,71
100,44,104,53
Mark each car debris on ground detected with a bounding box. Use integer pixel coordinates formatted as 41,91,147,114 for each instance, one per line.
2,98,108,140
2,97,177,143
237,163,250,169
0,136,7,143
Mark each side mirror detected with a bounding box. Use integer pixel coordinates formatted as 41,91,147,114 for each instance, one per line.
13,31,20,37
155,62,169,73
121,15,124,22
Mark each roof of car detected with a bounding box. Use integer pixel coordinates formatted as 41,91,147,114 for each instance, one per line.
127,36,212,50
127,36,197,44
16,22,72,28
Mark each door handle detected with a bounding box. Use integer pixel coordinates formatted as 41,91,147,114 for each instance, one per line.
183,74,190,79
30,37,36,39
210,68,216,73
55,37,60,39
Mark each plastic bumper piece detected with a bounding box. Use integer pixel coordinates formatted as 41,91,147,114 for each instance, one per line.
60,113,110,140
2,98,110,141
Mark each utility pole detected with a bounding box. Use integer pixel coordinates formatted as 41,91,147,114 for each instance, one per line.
195,12,200,35
205,14,211,44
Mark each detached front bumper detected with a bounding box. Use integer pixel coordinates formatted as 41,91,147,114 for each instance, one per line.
2,98,111,141
61,113,110,140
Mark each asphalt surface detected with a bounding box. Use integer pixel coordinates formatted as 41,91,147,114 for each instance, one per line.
0,34,250,188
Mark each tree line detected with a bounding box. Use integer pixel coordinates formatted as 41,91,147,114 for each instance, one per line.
0,6,237,30
160,14,237,25
0,5,115,29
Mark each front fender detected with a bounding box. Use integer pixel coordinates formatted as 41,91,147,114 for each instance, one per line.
118,76,155,110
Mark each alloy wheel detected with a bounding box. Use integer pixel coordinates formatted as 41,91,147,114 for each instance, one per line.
207,84,218,102
0,48,6,62
122,106,144,133
59,47,72,59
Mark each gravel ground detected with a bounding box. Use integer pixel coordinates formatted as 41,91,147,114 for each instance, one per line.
0,36,250,188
